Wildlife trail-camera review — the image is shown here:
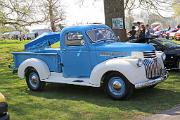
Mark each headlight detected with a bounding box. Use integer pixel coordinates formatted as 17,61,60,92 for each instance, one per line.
131,52,144,59
137,58,144,67
161,53,166,61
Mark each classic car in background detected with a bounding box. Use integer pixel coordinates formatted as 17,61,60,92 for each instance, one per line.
175,30,180,40
0,93,9,120
149,39,180,70
164,28,179,39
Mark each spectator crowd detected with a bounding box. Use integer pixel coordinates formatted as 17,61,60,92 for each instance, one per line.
127,22,180,43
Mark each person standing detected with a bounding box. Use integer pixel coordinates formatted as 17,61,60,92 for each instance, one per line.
138,25,146,43
128,26,136,40
145,24,153,42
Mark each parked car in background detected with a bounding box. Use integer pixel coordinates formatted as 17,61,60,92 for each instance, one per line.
175,30,180,40
148,39,180,70
30,28,52,37
164,28,179,39
152,29,167,38
0,93,9,120
2,31,21,40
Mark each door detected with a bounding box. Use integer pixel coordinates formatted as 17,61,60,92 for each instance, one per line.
61,31,91,78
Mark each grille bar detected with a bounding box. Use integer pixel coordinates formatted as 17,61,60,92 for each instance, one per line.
143,51,156,58
143,58,162,79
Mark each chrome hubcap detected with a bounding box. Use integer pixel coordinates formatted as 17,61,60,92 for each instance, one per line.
31,75,38,83
112,81,122,90
29,73,39,88
108,77,126,96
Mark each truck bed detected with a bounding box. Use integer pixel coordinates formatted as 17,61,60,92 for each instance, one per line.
12,50,62,73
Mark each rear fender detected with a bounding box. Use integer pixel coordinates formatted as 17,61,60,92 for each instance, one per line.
18,58,50,80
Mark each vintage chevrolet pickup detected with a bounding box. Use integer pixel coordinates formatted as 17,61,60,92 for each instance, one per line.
12,24,168,100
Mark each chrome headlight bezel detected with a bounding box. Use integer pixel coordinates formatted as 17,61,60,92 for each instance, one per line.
161,53,166,61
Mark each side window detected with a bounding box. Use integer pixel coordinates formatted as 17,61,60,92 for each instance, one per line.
65,32,84,46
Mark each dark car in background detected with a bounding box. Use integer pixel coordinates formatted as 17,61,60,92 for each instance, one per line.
148,39,180,70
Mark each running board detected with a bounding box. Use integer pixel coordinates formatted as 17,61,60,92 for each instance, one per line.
41,72,98,87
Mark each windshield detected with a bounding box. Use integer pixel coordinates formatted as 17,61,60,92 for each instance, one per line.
87,29,117,43
158,40,180,48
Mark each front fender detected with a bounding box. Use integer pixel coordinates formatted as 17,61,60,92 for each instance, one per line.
89,58,147,87
18,58,50,80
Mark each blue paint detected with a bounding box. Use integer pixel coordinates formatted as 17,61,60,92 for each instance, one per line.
12,52,62,73
25,32,60,52
13,24,156,78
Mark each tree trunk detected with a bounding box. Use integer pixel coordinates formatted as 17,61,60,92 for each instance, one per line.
104,0,127,41
48,0,56,32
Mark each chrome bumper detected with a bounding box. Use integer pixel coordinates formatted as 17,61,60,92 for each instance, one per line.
135,69,168,89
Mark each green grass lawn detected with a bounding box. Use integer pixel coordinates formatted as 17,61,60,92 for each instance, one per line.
0,40,180,120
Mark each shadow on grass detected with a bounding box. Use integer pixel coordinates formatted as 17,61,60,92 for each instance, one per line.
28,83,180,114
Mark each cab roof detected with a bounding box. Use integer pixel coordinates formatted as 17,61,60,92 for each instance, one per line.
61,24,110,33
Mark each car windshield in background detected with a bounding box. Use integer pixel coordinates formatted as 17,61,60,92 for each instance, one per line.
87,29,117,43
158,40,180,48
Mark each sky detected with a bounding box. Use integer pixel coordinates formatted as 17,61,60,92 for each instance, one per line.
29,0,105,30
29,0,175,30
64,0,105,25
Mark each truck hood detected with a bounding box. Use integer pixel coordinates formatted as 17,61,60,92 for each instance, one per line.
95,42,155,53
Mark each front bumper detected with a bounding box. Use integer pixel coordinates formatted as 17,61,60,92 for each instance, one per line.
135,69,168,89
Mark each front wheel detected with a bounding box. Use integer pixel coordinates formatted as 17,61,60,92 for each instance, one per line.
25,68,45,91
105,73,134,100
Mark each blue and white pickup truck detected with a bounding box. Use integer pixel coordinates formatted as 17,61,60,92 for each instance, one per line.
12,24,168,100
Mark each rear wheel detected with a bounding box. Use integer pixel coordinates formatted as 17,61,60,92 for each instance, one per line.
104,72,134,100
25,68,45,91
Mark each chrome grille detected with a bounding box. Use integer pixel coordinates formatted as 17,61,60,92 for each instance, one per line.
143,51,156,58
143,58,162,79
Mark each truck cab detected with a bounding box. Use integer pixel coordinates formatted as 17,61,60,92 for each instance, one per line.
12,24,168,100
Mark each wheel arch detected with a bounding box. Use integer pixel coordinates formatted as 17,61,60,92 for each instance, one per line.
18,58,50,80
100,71,134,87
89,58,140,87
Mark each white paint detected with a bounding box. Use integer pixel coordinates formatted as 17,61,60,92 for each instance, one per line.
41,72,97,87
18,56,166,89
89,58,148,87
40,57,166,88
18,58,50,79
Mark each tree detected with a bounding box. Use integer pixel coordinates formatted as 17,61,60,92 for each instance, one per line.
0,0,46,27
0,25,15,33
173,0,180,16
0,0,65,32
104,0,127,40
80,0,174,40
40,0,65,31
